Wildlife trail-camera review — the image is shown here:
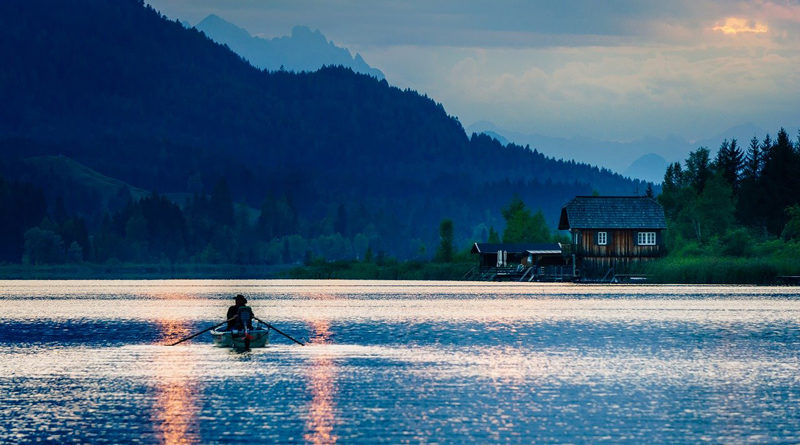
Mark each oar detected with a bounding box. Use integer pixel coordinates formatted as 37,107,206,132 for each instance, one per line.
169,316,237,346
254,317,305,346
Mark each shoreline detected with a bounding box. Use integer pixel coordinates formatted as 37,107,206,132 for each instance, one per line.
0,263,291,280
0,263,797,285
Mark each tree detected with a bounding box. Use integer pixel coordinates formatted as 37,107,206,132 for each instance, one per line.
67,241,84,263
659,151,736,245
209,178,234,227
59,218,90,258
487,226,500,243
714,139,743,192
761,128,800,235
685,147,712,193
694,173,736,242
23,227,65,264
257,193,297,240
501,196,552,243
781,204,800,241
434,219,454,262
742,136,762,182
737,136,764,228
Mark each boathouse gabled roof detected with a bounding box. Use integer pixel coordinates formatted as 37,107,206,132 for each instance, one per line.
471,243,562,255
558,196,667,230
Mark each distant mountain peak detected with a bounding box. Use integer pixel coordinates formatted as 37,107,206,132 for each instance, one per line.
290,25,325,42
195,15,384,79
623,153,668,184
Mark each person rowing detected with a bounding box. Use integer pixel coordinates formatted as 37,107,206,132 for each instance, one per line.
170,294,305,347
225,294,255,350
227,294,254,331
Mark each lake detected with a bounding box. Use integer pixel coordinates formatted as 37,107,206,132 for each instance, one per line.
1,280,799,444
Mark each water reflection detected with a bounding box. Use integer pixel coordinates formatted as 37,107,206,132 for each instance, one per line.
152,319,199,444
304,307,338,444
1,281,799,444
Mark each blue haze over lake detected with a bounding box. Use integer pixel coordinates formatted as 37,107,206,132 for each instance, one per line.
1,280,799,443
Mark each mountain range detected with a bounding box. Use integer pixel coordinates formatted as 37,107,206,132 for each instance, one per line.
467,121,769,183
0,0,647,260
194,14,385,80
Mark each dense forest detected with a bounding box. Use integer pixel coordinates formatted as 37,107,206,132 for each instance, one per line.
0,0,646,267
0,172,565,270
651,128,800,283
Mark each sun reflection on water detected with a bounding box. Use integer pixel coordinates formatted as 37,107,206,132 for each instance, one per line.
304,294,338,445
151,317,199,444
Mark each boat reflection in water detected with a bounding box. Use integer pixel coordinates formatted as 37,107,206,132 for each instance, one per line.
152,316,199,444
304,301,338,445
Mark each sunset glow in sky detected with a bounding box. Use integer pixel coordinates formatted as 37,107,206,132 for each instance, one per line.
712,17,769,34
148,0,800,143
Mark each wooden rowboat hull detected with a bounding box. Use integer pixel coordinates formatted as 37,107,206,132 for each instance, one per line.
210,328,270,349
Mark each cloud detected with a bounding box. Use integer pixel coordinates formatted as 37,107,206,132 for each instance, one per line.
712,17,768,34
368,42,800,140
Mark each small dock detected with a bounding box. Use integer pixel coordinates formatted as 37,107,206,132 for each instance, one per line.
464,265,575,282
776,276,800,285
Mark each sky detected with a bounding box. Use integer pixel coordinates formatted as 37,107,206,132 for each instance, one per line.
147,0,800,145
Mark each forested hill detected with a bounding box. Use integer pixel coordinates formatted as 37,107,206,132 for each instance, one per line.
0,0,646,261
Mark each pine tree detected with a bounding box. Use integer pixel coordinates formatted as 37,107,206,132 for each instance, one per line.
737,136,764,228
685,147,712,193
760,129,800,235
742,136,762,182
715,139,743,192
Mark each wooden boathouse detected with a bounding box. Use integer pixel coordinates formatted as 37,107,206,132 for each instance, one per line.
468,242,574,281
558,196,666,279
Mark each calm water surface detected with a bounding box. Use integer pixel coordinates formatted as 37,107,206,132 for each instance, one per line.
1,280,799,444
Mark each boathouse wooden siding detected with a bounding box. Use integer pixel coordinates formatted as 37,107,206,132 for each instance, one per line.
559,196,667,278
470,243,563,270
574,229,663,274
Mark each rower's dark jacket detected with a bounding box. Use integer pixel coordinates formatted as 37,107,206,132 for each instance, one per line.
226,304,254,330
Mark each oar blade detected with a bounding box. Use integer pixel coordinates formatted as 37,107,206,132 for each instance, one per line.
255,317,305,346
168,317,234,346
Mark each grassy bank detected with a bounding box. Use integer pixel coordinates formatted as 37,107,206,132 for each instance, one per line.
642,239,800,284
642,257,794,284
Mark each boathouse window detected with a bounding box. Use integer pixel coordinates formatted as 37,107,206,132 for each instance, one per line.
597,231,608,245
637,232,656,245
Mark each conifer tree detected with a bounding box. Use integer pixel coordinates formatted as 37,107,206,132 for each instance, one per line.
685,147,712,193
742,136,762,182
737,136,764,228
715,138,743,192
761,129,800,234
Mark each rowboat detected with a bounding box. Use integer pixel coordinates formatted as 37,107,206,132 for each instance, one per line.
210,326,270,349
169,317,303,348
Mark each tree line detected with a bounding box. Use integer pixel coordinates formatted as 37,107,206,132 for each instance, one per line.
7,178,382,266
658,127,800,256
4,165,568,269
